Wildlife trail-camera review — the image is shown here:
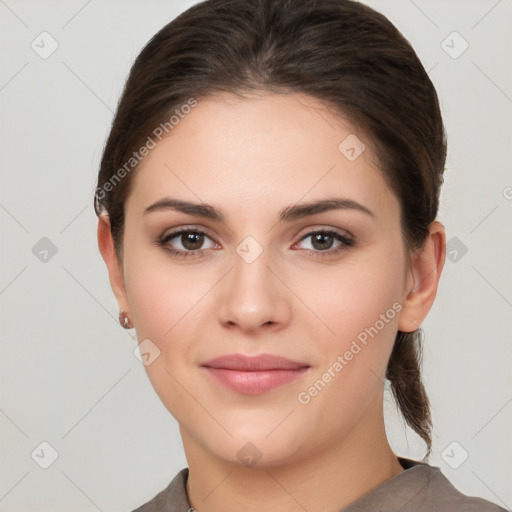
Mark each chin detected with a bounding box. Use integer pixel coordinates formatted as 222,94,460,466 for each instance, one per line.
197,420,311,468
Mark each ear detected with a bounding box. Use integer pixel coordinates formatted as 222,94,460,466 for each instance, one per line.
398,220,446,332
97,215,130,313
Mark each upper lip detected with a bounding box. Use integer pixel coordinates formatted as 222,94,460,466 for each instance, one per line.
200,353,309,371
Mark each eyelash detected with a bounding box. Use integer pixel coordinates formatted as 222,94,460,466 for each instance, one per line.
155,227,354,259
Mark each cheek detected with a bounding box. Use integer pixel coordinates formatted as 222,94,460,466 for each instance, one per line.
122,244,217,398
296,250,405,348
293,270,403,436
294,245,405,402
124,240,209,341
123,262,204,422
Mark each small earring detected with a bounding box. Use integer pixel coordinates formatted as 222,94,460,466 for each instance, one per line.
119,311,133,329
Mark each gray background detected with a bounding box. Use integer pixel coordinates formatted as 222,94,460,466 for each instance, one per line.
1,0,511,510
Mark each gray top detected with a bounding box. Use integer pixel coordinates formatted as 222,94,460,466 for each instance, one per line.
131,457,507,511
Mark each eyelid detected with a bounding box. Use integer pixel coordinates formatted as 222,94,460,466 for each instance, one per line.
295,225,354,241
160,225,217,240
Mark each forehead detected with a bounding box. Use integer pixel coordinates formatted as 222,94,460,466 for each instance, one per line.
125,92,399,223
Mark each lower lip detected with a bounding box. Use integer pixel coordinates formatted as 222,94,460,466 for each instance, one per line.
202,367,309,394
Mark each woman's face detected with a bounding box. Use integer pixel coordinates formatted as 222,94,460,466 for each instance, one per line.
117,92,416,465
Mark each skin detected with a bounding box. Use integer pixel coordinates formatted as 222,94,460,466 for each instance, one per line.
98,91,446,512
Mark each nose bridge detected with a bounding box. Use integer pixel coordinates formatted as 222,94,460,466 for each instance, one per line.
231,237,275,304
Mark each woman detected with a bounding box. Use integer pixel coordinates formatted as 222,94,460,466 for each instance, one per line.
95,0,506,510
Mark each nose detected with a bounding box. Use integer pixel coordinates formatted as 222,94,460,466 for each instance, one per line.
216,243,292,334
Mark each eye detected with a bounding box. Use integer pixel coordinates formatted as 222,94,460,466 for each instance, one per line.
156,228,219,258
156,227,354,259
293,229,354,257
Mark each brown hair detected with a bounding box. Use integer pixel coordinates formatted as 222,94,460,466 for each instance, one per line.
94,0,446,458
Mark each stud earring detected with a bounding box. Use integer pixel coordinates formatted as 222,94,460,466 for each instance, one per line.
119,311,133,329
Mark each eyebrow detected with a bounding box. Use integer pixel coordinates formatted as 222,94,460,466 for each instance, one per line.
143,196,375,222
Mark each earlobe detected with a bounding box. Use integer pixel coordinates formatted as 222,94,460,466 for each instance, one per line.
97,215,130,311
398,221,446,332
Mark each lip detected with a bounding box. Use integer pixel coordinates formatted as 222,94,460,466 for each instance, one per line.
200,353,310,394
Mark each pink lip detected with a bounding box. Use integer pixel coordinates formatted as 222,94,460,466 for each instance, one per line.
200,353,310,394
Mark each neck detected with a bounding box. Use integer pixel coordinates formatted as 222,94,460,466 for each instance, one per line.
182,399,404,512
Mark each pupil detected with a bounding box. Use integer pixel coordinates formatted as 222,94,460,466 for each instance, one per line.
183,232,203,250
313,233,332,250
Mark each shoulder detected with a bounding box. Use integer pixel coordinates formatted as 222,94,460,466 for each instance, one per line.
398,457,508,512
130,468,190,512
342,457,507,511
